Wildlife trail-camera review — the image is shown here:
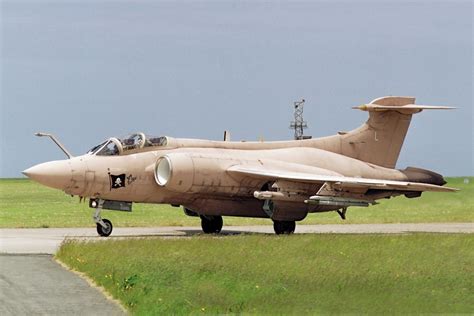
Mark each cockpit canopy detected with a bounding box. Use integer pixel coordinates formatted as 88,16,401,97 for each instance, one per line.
88,133,168,156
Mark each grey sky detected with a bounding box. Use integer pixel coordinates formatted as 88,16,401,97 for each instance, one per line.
1,0,472,177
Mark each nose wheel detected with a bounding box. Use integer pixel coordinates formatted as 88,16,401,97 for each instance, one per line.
96,219,113,237
92,199,113,237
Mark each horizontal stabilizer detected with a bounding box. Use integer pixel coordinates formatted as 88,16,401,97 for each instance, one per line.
353,104,455,114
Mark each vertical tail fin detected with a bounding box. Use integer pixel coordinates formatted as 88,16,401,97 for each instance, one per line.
317,96,454,168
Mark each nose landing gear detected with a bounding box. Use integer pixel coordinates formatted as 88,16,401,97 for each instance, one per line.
92,199,113,237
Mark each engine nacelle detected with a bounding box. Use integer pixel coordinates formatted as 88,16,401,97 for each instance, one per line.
154,154,195,192
155,153,260,194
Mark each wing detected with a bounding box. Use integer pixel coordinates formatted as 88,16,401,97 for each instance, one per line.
227,165,457,193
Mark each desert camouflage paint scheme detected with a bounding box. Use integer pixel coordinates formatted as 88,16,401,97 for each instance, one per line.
24,96,456,235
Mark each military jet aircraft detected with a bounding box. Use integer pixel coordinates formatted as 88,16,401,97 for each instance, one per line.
23,96,456,236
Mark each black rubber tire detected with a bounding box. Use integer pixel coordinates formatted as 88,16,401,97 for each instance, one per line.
273,220,296,235
287,221,296,234
96,219,113,237
200,215,223,234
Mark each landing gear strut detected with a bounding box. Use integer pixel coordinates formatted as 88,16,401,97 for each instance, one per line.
273,220,296,235
92,199,113,237
336,207,347,220
200,215,223,234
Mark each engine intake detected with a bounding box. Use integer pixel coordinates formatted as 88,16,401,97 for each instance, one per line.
154,154,194,192
155,156,171,186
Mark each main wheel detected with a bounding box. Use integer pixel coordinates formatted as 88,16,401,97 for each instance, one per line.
97,219,113,237
200,215,223,234
273,220,296,235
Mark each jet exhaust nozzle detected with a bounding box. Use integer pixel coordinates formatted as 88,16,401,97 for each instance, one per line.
400,167,447,186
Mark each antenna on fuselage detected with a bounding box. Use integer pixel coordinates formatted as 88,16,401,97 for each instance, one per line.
223,130,231,141
289,99,312,140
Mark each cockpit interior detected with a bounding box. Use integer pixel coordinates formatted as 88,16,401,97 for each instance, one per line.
88,133,168,156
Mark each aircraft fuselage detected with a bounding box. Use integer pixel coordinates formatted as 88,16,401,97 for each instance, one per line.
23,96,455,235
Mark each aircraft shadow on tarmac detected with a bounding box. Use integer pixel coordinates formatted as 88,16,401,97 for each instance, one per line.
81,229,268,239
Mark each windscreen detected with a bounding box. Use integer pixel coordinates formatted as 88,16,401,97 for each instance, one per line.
87,141,107,155
88,133,168,156
96,139,121,156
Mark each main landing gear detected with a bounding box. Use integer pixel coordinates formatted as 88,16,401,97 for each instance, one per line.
198,216,295,235
200,215,223,234
92,199,113,237
273,220,296,235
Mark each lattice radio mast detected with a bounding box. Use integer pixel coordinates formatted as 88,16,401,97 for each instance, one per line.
289,99,311,140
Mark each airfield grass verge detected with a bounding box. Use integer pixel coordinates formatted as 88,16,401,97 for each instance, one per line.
1,177,473,228
56,234,474,314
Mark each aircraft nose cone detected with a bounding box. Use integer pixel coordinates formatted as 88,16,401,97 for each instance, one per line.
23,160,72,190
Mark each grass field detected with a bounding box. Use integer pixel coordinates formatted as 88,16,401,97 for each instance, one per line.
1,177,473,228
56,234,474,314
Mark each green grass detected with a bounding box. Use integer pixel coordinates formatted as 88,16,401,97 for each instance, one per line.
56,234,474,314
1,177,472,228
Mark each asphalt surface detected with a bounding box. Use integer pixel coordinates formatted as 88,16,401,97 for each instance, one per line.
1,223,473,254
0,254,125,316
1,224,472,315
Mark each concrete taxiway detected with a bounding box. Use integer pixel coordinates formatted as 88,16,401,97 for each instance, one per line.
1,223,472,315
1,223,473,254
0,254,125,315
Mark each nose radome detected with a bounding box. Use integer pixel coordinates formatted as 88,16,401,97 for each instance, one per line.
23,160,73,190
